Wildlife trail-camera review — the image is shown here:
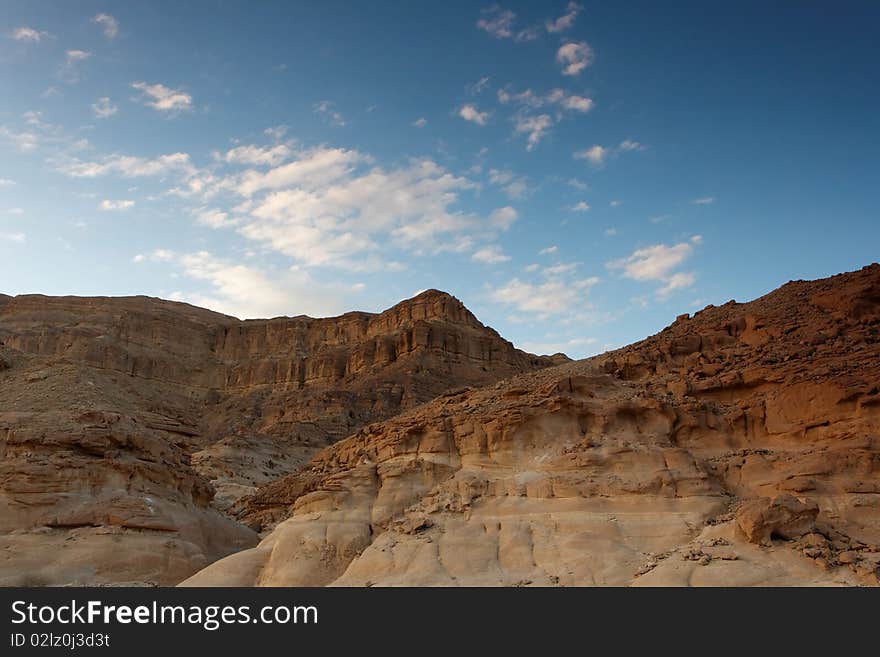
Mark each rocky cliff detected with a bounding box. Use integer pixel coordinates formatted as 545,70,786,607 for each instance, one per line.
0,290,555,585
183,264,880,587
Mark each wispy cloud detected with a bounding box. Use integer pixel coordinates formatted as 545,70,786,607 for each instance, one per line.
692,196,715,205
10,27,51,43
488,169,529,199
314,100,346,126
490,276,599,315
489,206,518,230
60,50,91,83
57,152,196,179
131,81,193,113
219,144,291,167
513,113,552,150
571,201,590,212
412,117,428,128
92,97,118,119
539,245,558,255
99,199,135,211
575,140,645,167
476,6,541,42
468,76,491,94
499,87,593,150
476,7,516,38
92,13,119,39
546,3,583,33
472,244,511,264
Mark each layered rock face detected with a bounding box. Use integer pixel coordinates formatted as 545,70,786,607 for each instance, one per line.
184,264,880,587
0,290,554,585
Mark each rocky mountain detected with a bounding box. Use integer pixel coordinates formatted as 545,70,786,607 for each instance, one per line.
183,264,880,587
0,289,557,585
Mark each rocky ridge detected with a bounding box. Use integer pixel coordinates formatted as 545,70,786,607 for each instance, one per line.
184,264,880,587
0,290,555,585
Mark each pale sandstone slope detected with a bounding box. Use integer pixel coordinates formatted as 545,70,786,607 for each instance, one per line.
184,264,880,587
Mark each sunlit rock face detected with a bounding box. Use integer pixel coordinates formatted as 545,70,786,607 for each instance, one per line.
183,264,880,587
0,289,556,585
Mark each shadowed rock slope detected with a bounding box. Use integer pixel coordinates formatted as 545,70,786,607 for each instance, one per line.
184,264,880,587
0,290,556,585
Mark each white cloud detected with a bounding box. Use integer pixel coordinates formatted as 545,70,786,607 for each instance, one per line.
152,250,349,318
221,144,291,167
99,199,135,211
524,263,540,272
571,201,590,212
412,117,428,128
264,125,288,141
92,97,118,119
477,7,516,38
539,245,558,255
0,126,40,153
498,87,593,113
496,87,593,151
132,254,146,263
514,113,552,150
213,151,479,269
489,206,518,230
604,227,617,236
490,276,599,315
0,232,26,243
692,196,715,205
131,81,193,112
574,145,607,166
607,238,701,297
57,152,196,179
314,100,346,126
546,3,583,33
60,50,91,83
619,139,644,151
556,42,593,76
610,200,622,207
472,245,511,264
543,262,578,276
458,104,489,125
11,27,50,43
230,146,365,197
657,272,696,297
0,178,15,187
476,7,540,42
561,95,594,112
92,13,119,39
567,178,588,191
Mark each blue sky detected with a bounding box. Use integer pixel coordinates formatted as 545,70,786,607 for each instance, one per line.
1,1,878,357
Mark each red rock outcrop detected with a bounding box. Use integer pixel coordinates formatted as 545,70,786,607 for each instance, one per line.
0,290,555,585
184,264,880,587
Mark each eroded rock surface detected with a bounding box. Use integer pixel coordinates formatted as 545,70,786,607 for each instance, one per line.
0,290,553,585
184,264,880,587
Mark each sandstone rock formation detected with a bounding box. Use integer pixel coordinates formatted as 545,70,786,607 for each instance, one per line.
0,290,554,585
183,264,880,587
